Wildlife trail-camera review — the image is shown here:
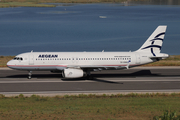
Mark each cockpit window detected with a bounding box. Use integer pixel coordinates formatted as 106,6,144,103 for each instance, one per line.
13,57,23,61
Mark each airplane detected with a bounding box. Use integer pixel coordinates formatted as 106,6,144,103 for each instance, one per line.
7,26,169,79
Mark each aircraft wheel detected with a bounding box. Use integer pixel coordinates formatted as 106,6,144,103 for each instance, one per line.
28,71,32,79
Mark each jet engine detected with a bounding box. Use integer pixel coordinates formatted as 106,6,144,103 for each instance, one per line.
62,68,85,78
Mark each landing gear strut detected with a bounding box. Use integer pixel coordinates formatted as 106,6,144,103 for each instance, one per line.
28,71,32,79
86,71,93,80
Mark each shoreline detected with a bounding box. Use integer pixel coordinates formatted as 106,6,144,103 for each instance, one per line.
0,0,126,8
1,0,180,8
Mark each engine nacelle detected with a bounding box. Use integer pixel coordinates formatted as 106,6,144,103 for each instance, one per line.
62,68,85,78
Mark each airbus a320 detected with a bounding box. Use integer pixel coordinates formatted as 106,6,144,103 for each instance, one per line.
7,26,169,79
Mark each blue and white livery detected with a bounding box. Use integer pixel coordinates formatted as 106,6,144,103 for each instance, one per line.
7,26,169,79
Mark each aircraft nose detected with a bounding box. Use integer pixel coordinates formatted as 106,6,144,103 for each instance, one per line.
7,60,13,68
7,61,10,66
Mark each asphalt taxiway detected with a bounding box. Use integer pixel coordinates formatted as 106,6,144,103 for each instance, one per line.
0,67,180,96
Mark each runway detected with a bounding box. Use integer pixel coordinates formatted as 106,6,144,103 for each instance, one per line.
0,67,180,96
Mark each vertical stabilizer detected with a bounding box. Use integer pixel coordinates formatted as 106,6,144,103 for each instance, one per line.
136,26,167,56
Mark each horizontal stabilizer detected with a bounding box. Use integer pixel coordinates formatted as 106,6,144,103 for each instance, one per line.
149,53,169,59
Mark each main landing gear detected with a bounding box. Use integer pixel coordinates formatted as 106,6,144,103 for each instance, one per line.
28,71,32,79
86,71,93,80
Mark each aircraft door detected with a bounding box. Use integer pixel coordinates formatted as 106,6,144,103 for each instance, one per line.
136,53,141,64
29,54,34,65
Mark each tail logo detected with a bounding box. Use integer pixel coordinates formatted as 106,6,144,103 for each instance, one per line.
141,32,165,56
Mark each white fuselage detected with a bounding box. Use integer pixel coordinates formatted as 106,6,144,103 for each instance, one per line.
7,51,154,71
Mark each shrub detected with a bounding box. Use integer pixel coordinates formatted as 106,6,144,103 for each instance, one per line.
153,110,180,120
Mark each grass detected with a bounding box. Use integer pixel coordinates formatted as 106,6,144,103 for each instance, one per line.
0,93,180,120
0,56,14,67
1,55,180,67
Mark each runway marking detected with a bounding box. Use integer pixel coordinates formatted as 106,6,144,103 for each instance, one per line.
1,77,180,83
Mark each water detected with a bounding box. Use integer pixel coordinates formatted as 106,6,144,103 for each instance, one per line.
0,3,180,56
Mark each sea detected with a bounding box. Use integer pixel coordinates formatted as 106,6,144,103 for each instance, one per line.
0,3,180,56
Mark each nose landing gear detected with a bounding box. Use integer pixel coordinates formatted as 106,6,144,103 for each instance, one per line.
28,71,32,79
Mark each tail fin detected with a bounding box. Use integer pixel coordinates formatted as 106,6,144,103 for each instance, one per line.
136,26,167,56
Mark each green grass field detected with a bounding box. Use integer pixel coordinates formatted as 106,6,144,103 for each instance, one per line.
0,93,180,120
1,55,180,67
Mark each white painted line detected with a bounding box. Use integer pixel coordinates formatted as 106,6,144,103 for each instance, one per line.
0,78,180,83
